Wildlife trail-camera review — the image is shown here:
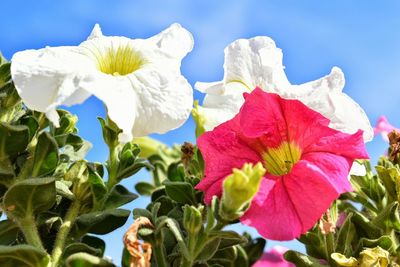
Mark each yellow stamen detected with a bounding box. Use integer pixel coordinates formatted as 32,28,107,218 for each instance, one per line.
96,45,145,76
262,141,302,176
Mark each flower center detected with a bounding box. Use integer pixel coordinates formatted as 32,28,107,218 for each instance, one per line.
96,45,145,76
262,141,302,176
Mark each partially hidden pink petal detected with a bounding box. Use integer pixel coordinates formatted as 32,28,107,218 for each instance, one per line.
374,115,398,142
252,246,294,267
196,114,261,203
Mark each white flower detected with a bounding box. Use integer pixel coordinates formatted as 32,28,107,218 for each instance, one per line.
11,23,194,141
196,37,373,142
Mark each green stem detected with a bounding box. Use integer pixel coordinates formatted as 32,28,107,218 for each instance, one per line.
153,244,168,267
107,145,119,190
324,232,335,265
50,200,81,267
19,215,44,250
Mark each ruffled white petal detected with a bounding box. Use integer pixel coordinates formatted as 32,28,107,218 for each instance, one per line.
224,37,291,93
196,37,373,141
11,46,94,126
87,24,103,40
288,67,374,141
349,161,367,177
147,23,194,61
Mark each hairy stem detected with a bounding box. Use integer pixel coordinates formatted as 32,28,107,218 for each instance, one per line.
19,215,44,251
153,244,168,267
107,145,119,190
51,200,81,267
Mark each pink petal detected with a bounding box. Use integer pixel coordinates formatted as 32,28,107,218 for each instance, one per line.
196,114,261,203
240,88,288,147
253,246,294,267
305,129,369,160
374,115,398,142
242,159,340,240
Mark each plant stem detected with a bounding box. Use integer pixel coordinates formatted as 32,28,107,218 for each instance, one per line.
324,232,335,265
153,244,168,267
19,215,44,250
107,145,119,190
50,200,81,267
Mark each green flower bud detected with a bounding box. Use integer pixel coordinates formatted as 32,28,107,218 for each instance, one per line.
359,246,390,267
64,161,91,203
220,162,265,221
192,100,206,138
183,205,203,235
133,136,167,158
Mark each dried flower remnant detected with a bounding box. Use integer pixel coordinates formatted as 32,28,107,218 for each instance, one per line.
123,217,154,267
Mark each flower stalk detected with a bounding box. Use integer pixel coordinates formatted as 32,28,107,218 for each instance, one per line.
50,200,81,267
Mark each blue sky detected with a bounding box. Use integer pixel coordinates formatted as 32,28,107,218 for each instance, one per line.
1,0,400,264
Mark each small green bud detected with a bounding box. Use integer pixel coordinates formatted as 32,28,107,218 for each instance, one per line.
192,100,206,138
183,205,204,235
98,117,122,148
132,136,167,158
64,161,91,203
54,110,78,136
220,162,265,221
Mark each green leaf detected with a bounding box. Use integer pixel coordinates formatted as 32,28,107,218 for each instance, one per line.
335,213,356,256
66,252,115,267
87,166,107,211
104,185,138,209
32,132,59,176
240,236,266,265
164,181,196,204
357,235,395,254
284,250,327,267
0,122,30,159
372,201,400,231
75,209,130,235
98,117,121,148
135,181,156,196
167,162,185,182
55,180,74,200
0,220,19,245
209,231,248,250
132,208,152,220
81,235,106,257
196,238,221,261
63,242,103,260
0,244,50,267
3,177,56,219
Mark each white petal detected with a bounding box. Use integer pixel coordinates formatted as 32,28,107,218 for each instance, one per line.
349,161,367,177
11,46,94,125
202,82,247,131
288,67,374,141
195,81,225,94
80,73,138,141
223,36,291,92
147,23,194,61
129,68,193,137
87,24,103,40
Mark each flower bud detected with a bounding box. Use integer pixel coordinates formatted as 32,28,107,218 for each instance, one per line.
220,162,265,221
183,205,203,235
133,136,167,158
192,100,206,138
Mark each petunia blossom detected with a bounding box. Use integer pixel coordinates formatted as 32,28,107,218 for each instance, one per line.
196,88,368,240
195,37,373,142
374,116,399,142
11,23,194,141
252,246,294,267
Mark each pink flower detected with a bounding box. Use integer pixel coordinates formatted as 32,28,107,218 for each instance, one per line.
253,246,294,267
196,88,368,240
374,116,398,142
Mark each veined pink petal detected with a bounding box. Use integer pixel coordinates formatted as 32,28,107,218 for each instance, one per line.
196,115,262,203
252,246,294,267
374,115,398,142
